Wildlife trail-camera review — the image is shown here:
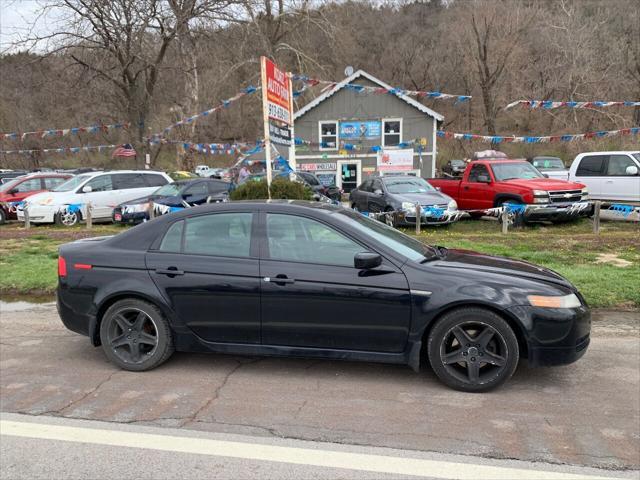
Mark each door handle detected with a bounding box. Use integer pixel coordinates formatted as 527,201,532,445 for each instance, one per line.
264,275,295,285
463,186,470,190
156,267,184,276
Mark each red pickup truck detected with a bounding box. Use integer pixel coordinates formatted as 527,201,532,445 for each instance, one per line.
429,158,590,222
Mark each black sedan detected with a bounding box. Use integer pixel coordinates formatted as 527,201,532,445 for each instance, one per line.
350,175,460,227
57,201,590,392
113,178,232,224
297,172,342,202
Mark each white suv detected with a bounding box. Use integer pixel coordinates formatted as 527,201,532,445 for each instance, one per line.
568,151,640,203
19,170,171,226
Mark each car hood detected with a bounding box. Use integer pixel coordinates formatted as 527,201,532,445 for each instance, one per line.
433,248,573,289
503,178,584,190
393,191,452,205
22,191,75,206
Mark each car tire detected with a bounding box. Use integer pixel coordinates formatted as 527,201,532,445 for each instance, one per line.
384,207,397,228
100,299,174,372
55,210,81,227
0,208,5,225
497,199,525,226
427,307,519,392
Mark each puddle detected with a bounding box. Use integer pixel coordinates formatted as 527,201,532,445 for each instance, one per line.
0,294,56,312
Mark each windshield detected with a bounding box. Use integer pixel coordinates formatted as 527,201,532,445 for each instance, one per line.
384,177,435,194
633,153,640,162
451,160,465,166
491,162,544,181
53,174,90,192
532,157,565,170
0,177,24,193
154,183,182,197
335,209,435,261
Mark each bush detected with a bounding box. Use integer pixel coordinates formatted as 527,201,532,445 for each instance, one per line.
230,177,313,201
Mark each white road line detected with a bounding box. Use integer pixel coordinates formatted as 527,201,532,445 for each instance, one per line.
0,419,615,480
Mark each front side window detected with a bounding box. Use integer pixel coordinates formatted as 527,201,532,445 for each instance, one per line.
382,119,402,147
359,179,373,192
491,162,543,181
207,180,230,194
183,213,252,257
13,178,42,193
606,155,637,176
468,164,490,182
319,121,338,150
53,174,92,192
84,175,113,192
266,214,365,267
576,156,605,176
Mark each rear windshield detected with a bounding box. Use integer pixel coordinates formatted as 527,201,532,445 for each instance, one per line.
532,157,565,170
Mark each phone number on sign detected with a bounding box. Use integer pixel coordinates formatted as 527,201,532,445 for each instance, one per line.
268,102,290,124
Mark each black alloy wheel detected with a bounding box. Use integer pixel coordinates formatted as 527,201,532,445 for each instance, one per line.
100,299,174,371
384,207,397,228
427,307,519,392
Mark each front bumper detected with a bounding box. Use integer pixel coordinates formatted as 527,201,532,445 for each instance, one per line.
524,202,592,222
113,209,148,224
17,204,57,223
507,304,591,367
399,209,460,226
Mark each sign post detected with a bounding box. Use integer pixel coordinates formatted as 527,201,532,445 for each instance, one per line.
260,56,294,193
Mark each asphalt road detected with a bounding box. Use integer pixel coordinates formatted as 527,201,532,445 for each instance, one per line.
0,303,638,477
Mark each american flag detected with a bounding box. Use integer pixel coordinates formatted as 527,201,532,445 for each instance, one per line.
112,144,137,158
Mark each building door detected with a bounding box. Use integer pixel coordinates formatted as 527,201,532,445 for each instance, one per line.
336,160,361,193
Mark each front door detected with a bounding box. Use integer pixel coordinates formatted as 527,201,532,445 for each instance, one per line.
602,154,640,201
337,160,361,193
259,212,411,353
459,163,495,210
146,212,260,344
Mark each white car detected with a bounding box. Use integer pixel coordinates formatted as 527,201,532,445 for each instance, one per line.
195,165,211,177
561,151,640,203
18,170,171,226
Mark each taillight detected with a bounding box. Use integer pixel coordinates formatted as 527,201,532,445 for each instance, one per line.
58,256,67,277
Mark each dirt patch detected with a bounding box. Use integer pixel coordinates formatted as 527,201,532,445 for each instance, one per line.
594,253,633,268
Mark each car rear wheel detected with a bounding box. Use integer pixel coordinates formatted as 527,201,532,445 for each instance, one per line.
427,307,519,392
100,299,174,372
55,210,81,227
0,208,5,225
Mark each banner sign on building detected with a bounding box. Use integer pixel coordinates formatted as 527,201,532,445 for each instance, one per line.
269,122,292,146
377,149,414,172
262,57,292,125
298,162,337,172
339,121,381,139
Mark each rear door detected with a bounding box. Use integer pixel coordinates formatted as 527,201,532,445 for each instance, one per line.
459,163,494,210
146,212,261,343
80,174,115,219
367,178,387,213
259,211,411,352
601,154,640,201
574,155,605,198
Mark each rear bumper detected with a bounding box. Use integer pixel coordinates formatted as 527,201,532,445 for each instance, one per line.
57,286,96,342
507,304,591,367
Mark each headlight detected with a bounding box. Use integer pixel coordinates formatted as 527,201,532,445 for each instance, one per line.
527,293,581,308
402,201,417,212
448,199,457,211
533,190,549,204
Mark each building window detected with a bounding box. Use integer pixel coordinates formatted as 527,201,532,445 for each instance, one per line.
382,118,402,147
319,121,338,150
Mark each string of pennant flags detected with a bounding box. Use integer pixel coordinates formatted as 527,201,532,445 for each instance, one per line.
0,143,124,155
292,75,472,102
1,122,130,142
436,127,640,143
505,100,640,110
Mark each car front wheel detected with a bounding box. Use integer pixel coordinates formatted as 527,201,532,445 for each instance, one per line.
0,208,5,225
55,210,81,227
100,299,174,372
427,307,519,392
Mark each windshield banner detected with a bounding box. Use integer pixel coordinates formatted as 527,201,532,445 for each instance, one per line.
377,149,414,172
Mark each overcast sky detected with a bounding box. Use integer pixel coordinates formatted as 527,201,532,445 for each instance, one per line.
0,0,56,52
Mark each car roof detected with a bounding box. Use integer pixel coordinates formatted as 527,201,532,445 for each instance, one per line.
577,151,640,155
13,172,72,179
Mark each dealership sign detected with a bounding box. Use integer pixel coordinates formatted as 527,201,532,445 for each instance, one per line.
377,149,414,172
339,121,381,139
298,162,337,171
261,57,292,125
269,122,291,146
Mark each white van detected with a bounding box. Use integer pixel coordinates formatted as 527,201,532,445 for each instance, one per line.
19,170,171,226
558,151,640,204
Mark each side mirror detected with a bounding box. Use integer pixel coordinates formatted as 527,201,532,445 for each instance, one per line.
476,174,491,183
354,252,382,270
435,187,442,192
542,173,549,178
8,188,18,195
82,185,93,193
626,165,639,176
373,189,383,195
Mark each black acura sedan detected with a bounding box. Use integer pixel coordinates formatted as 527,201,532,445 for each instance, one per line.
57,201,590,392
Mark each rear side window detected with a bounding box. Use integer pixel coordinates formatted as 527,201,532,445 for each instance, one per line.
183,213,252,258
113,173,144,190
576,156,605,176
207,181,230,194
44,177,68,189
159,220,184,252
183,182,209,196
606,155,636,176
145,174,169,187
